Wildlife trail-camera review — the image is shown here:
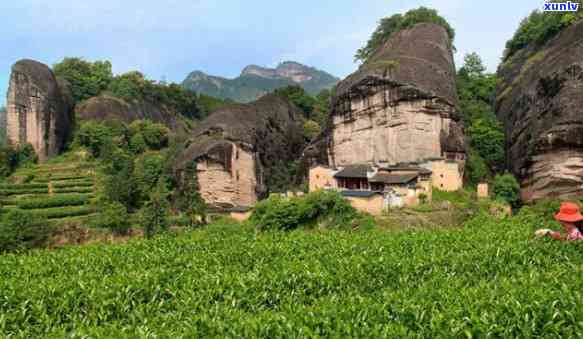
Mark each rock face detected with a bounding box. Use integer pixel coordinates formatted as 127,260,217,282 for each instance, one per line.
496,21,583,201
182,61,339,103
306,23,465,169
175,93,305,208
6,59,74,161
76,95,189,134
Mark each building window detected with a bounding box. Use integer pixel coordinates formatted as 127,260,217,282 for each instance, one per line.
236,171,240,181
316,175,320,179
440,174,444,178
441,184,444,188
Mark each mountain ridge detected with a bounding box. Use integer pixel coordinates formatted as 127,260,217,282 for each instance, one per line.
182,61,339,103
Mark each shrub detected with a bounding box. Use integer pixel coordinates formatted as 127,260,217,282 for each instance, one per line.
129,133,147,154
32,206,96,219
91,202,131,235
141,180,170,238
493,173,521,208
251,190,371,231
75,121,114,158
0,210,52,252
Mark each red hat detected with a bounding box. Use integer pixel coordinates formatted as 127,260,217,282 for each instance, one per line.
555,202,583,223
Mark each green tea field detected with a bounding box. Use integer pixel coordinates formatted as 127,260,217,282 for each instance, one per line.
1,212,582,337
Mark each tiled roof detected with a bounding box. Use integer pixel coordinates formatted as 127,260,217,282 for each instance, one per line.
369,173,419,185
381,166,432,175
340,190,380,198
334,164,373,179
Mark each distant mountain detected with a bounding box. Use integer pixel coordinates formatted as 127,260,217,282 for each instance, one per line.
182,61,339,103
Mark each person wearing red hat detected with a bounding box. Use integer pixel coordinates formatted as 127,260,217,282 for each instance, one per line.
535,202,583,241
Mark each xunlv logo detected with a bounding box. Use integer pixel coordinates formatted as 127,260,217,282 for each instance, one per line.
543,1,580,11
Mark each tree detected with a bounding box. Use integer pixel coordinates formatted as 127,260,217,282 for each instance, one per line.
465,148,489,187
456,52,504,176
355,7,455,63
53,58,113,103
142,179,170,238
0,210,52,252
274,86,317,119
467,119,505,173
92,202,131,235
178,162,207,228
458,52,486,79
303,120,321,141
493,174,521,208
503,4,582,61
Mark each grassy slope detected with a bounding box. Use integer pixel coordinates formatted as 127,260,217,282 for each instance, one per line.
1,212,582,337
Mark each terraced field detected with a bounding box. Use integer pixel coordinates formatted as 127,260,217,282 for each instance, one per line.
0,160,100,226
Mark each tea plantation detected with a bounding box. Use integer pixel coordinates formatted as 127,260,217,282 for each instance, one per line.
0,159,99,226
1,210,582,337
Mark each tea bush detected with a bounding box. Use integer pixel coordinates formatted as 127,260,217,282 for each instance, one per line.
1,212,583,337
0,210,52,252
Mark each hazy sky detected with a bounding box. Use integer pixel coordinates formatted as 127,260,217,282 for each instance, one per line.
0,0,541,106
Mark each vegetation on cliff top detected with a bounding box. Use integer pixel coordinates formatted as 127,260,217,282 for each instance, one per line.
355,6,455,63
503,2,583,61
53,57,230,120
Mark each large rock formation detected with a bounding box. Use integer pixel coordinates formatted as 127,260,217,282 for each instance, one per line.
175,93,305,209
6,59,74,161
182,61,339,103
496,21,583,201
76,95,189,134
305,23,465,170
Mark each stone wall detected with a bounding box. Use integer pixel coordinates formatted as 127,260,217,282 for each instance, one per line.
330,90,459,166
196,143,258,208
6,60,73,161
345,195,385,216
496,21,583,201
308,165,336,192
316,23,466,172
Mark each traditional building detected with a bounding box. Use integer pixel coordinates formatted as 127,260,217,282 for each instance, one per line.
308,157,463,214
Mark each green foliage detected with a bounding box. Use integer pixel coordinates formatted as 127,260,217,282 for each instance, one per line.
75,121,115,158
31,205,96,219
16,194,91,210
467,119,505,172
107,71,203,119
141,180,170,238
274,86,317,118
251,190,372,231
0,144,38,179
196,93,233,117
265,160,300,194
92,202,131,235
302,120,321,141
0,210,52,252
355,7,455,62
493,173,521,208
134,152,166,202
456,52,505,176
129,120,169,150
54,57,205,119
176,162,207,228
465,148,489,186
102,148,139,211
504,4,583,61
53,58,113,103
4,213,583,336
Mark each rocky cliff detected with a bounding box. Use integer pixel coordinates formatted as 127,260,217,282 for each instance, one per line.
496,21,583,201
6,59,74,161
175,93,305,209
76,95,189,134
305,23,465,169
182,61,339,103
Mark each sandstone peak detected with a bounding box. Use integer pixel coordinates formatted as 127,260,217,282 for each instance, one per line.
6,59,74,161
